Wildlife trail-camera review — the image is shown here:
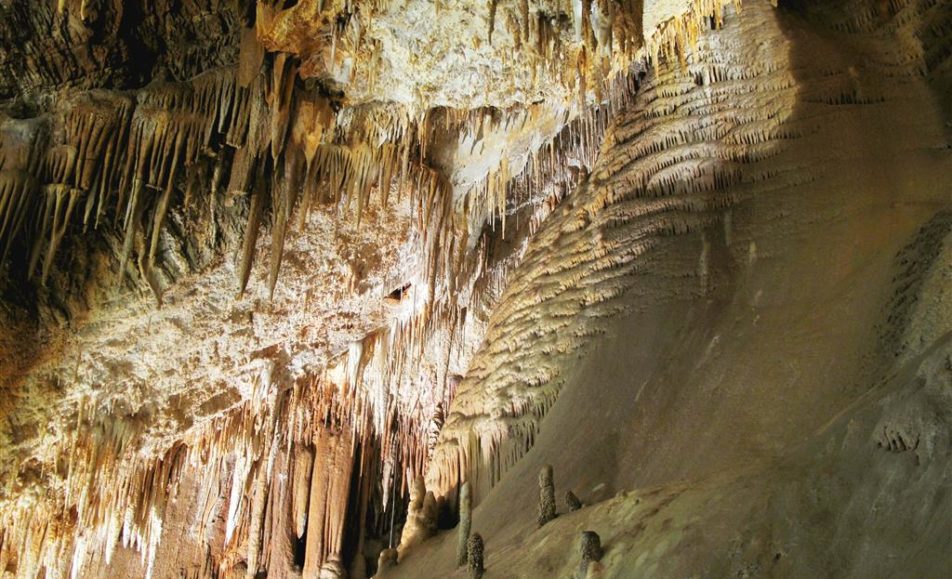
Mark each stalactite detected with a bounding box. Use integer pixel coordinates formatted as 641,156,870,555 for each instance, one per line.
488,0,498,45
237,169,267,297
302,428,355,578
292,443,315,540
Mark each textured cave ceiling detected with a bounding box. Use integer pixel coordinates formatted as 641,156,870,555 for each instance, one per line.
0,0,950,578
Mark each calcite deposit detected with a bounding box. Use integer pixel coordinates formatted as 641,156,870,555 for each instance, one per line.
0,0,950,578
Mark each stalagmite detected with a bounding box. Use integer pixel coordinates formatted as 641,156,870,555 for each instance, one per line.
538,465,557,527
397,477,438,558
375,548,398,578
467,533,485,579
457,481,472,567
578,531,604,578
580,531,603,562
565,490,583,512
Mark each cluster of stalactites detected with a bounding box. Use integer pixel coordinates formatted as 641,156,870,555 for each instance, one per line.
0,53,461,304
0,363,329,578
0,65,253,293
253,0,644,112
482,0,733,105
487,0,644,83
646,0,744,67
0,241,456,577
0,63,621,576
0,411,190,579
0,0,741,304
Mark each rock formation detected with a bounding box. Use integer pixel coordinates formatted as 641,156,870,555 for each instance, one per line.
578,530,603,576
537,464,557,526
466,533,485,579
565,490,583,512
396,477,438,558
373,549,398,578
0,0,949,577
456,481,472,567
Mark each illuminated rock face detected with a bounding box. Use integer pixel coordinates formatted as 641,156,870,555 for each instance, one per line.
0,1,950,578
